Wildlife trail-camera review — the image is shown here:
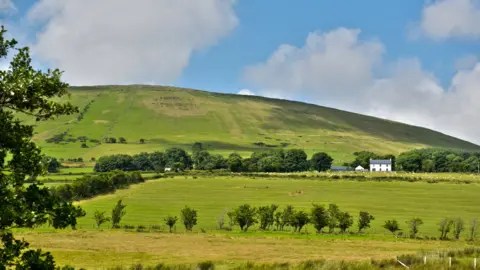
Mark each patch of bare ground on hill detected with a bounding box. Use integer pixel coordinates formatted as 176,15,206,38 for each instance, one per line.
19,230,463,268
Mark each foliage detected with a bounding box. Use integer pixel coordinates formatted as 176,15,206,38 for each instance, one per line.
227,153,243,172
276,205,294,231
310,204,329,233
111,200,127,228
337,212,354,233
0,25,84,268
164,215,178,233
283,149,309,172
358,211,375,233
139,138,145,144
118,137,127,144
327,204,341,233
165,148,193,169
406,218,423,238
94,154,136,172
43,156,61,173
453,218,465,240
383,220,401,236
439,218,454,240
232,204,257,232
468,219,478,241
258,204,278,230
93,210,111,229
291,210,310,232
180,206,198,231
310,152,333,172
397,148,480,173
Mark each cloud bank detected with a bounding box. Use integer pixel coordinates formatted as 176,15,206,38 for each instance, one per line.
28,0,238,85
244,28,480,144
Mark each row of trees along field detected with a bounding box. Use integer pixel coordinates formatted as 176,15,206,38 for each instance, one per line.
94,142,335,173
92,145,480,173
94,201,479,241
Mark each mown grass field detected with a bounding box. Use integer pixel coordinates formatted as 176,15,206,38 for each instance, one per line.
18,175,480,268
16,85,479,164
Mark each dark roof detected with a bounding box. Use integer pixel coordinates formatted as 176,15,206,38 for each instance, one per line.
370,159,392,165
330,166,352,171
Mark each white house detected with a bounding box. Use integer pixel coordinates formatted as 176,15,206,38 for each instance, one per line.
355,165,365,172
369,159,393,172
164,167,172,172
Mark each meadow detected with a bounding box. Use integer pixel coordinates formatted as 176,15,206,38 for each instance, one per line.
18,174,480,268
20,85,479,165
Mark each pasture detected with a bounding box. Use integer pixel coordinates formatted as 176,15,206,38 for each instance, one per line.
17,174,480,268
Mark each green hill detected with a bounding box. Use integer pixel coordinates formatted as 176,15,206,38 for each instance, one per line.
18,85,480,164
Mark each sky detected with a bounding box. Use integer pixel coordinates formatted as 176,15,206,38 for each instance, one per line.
1,0,480,144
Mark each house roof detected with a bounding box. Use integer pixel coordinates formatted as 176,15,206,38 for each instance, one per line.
370,159,392,165
355,165,364,169
331,166,348,170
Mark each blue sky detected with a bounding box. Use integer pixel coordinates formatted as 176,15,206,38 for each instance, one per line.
1,0,480,143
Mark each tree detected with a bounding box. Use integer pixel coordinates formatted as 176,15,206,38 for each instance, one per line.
311,204,329,233
227,153,243,172
94,154,136,172
453,218,465,240
193,150,210,170
283,149,309,172
406,218,423,239
258,204,278,230
111,200,127,228
118,137,127,144
150,151,166,172
277,205,294,231
350,151,379,168
396,151,422,172
338,212,354,233
468,219,478,241
93,210,111,229
132,152,154,171
358,211,375,233
291,211,310,232
439,218,454,240
164,216,178,233
0,26,85,268
327,204,341,233
139,138,145,144
43,156,61,173
310,152,333,172
81,142,88,148
257,155,284,172
180,206,198,231
233,204,257,232
165,148,193,169
383,220,401,237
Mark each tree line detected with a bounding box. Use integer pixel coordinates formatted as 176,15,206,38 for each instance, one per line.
92,201,479,241
396,148,480,173
50,171,144,201
94,142,334,173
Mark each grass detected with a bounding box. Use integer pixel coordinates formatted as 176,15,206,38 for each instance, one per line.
71,176,480,235
17,85,479,164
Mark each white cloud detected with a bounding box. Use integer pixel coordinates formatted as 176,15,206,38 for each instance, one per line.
237,89,255,96
244,28,480,144
0,0,15,12
420,0,480,39
28,0,238,85
455,54,478,70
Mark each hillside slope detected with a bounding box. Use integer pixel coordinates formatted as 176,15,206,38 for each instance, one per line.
19,85,480,164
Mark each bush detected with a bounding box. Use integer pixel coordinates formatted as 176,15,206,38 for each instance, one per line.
197,261,215,270
180,206,198,231
94,154,136,172
358,211,375,233
111,200,127,228
93,210,110,229
232,204,257,232
291,211,310,232
406,217,423,238
310,204,328,233
258,204,278,230
164,216,178,233
383,220,401,237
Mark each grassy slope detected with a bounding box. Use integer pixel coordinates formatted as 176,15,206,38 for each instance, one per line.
23,85,480,164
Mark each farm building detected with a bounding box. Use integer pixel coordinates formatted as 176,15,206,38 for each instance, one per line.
355,165,366,172
330,166,352,172
369,159,393,172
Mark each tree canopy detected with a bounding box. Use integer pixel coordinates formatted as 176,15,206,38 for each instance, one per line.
0,26,85,267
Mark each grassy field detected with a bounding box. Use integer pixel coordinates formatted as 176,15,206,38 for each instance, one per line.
73,176,480,235
18,175,480,268
15,85,479,164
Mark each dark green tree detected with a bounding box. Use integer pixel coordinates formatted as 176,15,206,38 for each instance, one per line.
310,204,329,233
310,152,333,172
0,26,85,268
118,137,127,144
193,150,210,170
227,153,243,172
338,212,354,233
150,151,166,172
43,156,61,173
180,206,198,231
291,210,310,232
383,220,401,237
258,204,278,230
139,138,145,144
283,149,309,172
165,148,193,169
349,151,379,168
232,204,257,232
164,215,178,233
358,211,375,233
439,217,454,240
132,152,154,171
111,200,127,228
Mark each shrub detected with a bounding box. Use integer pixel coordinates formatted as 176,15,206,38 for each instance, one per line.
338,212,354,233
453,218,465,240
406,217,423,238
119,137,127,144
469,218,478,241
136,225,146,232
197,261,215,270
111,200,127,228
310,204,329,233
327,204,340,233
383,220,401,237
180,206,198,231
439,218,454,240
81,142,88,148
258,204,278,230
291,210,310,232
93,210,110,229
358,211,375,233
164,215,178,233
232,204,257,232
